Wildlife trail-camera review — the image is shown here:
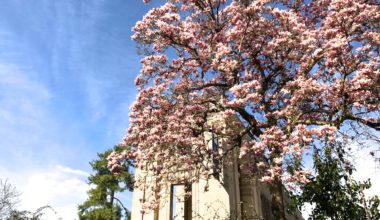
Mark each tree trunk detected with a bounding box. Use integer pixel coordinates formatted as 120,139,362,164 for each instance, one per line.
270,179,286,220
154,208,159,220
109,189,115,220
109,189,115,208
359,185,372,220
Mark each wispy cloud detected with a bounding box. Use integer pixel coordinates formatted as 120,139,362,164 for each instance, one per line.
55,165,90,177
350,140,380,197
0,63,52,123
0,63,54,164
84,76,108,121
0,63,92,219
0,1,153,218
1,164,90,220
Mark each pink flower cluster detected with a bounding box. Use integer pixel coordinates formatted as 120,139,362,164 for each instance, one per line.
108,0,380,210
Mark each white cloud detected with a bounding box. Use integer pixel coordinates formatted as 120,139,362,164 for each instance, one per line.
55,165,89,177
350,140,380,197
0,63,92,219
1,165,90,220
301,139,380,218
301,202,315,218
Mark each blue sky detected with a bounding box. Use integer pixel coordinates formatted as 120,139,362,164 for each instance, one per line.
1,1,379,219
0,1,163,219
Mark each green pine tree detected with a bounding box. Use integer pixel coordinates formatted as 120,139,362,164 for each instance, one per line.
78,145,134,220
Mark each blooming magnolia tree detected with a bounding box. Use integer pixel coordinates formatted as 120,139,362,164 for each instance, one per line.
109,0,380,218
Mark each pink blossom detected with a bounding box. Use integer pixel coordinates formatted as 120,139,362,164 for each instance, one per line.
109,0,380,211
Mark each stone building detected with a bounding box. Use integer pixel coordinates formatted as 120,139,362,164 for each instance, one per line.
130,116,304,220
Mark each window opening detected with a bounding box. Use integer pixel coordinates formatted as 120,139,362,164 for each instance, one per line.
170,184,192,220
212,133,220,180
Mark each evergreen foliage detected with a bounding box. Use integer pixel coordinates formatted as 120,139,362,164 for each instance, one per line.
78,145,134,220
294,141,380,220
